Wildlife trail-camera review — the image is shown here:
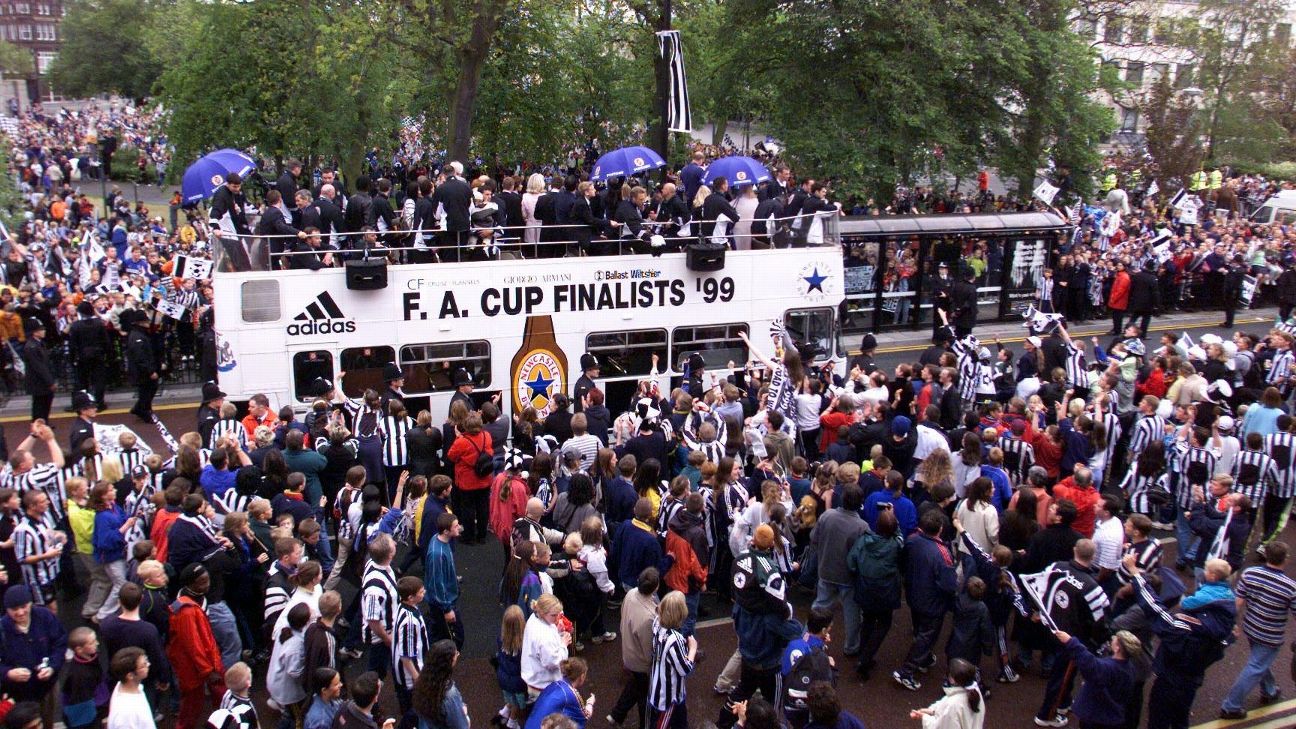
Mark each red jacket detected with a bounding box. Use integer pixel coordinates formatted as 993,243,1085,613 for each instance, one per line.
819,411,854,453
1052,477,1099,538
663,529,707,594
1030,430,1062,480
167,595,224,692
150,508,180,564
1107,271,1130,311
489,473,529,544
447,431,494,490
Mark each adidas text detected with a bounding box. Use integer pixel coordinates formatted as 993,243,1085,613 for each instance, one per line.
287,319,356,336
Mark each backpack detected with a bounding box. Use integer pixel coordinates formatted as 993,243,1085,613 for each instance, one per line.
468,434,493,478
782,641,835,713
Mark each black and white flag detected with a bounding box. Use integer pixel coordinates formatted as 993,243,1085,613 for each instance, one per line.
155,299,187,320
1168,187,1187,210
656,30,693,133
1068,200,1083,225
172,254,213,281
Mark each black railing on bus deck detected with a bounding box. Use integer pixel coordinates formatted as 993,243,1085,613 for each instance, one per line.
206,212,844,273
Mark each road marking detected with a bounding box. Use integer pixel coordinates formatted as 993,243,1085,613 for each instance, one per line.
1190,698,1296,729
872,315,1271,354
0,399,195,424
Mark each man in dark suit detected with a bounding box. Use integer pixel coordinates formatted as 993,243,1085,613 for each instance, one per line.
411,177,438,263
497,176,524,231
700,177,741,247
555,176,580,256
431,162,471,261
343,175,373,248
534,179,560,258
124,310,159,422
950,265,979,338
208,173,253,271
760,164,791,202
656,182,690,243
367,178,397,245
313,185,346,250
21,318,54,422
256,190,306,269
679,150,706,204
278,159,302,225
68,301,109,410
1128,261,1161,336
312,167,348,208
69,390,97,453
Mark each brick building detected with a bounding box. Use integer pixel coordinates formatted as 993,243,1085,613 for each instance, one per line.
0,1,64,111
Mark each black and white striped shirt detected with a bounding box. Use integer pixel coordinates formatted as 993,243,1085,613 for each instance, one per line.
379,415,413,467
1267,349,1294,395
208,418,248,451
212,490,253,518
998,436,1034,487
657,496,686,536
264,562,294,623
1234,565,1296,646
1064,342,1087,389
1129,415,1166,456
1263,432,1296,499
1232,449,1280,504
1117,538,1163,585
1119,463,1170,516
689,441,725,467
1100,411,1122,474
392,602,429,689
0,463,66,523
117,448,146,476
1175,443,1218,508
648,620,694,710
14,512,60,592
361,561,399,645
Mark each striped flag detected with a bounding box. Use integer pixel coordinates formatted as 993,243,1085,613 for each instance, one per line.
172,254,213,281
656,30,693,133
1169,187,1187,210
1068,200,1083,225
1146,179,1159,198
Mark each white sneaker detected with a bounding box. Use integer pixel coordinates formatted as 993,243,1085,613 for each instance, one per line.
593,631,618,644
1034,715,1068,727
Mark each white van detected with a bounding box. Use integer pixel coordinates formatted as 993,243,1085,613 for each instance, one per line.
1250,189,1296,224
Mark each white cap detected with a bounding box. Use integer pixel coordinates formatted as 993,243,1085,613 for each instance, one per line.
1201,333,1223,346
1188,346,1207,361
1027,336,1042,348
1218,415,1235,432
1156,400,1174,419
1222,341,1238,358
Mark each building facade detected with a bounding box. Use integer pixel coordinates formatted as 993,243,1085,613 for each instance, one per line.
0,1,64,110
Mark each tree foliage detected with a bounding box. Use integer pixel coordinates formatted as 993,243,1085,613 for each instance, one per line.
1141,76,1205,190
49,0,163,101
0,40,31,77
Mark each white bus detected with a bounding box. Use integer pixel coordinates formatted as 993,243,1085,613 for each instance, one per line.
211,244,847,418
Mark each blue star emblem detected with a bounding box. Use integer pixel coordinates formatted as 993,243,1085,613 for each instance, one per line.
803,267,827,293
524,371,555,400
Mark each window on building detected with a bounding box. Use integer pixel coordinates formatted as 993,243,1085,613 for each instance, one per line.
1150,63,1169,84
1076,17,1098,39
585,329,667,378
34,23,52,41
14,3,28,14
1128,17,1149,44
1174,64,1195,89
671,324,749,372
1119,107,1139,133
1125,61,1144,86
1103,17,1124,43
17,24,30,40
399,340,491,392
340,346,397,398
1154,19,1174,44
35,50,54,74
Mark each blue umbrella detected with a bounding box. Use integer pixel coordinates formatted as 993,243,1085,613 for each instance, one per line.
180,149,258,204
589,145,666,182
703,155,771,188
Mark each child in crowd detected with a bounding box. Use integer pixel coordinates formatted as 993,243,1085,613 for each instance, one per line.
63,627,106,729
495,605,527,729
106,647,154,729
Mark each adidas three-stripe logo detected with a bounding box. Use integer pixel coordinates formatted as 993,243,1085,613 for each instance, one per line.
295,291,346,321
287,291,356,335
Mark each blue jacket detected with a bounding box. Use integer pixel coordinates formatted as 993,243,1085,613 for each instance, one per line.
603,477,638,532
733,606,803,670
861,491,917,536
424,536,458,613
282,448,328,507
92,505,129,563
979,465,1013,512
0,607,68,700
902,532,958,617
1063,636,1136,727
612,519,671,589
523,680,585,729
1132,574,1235,683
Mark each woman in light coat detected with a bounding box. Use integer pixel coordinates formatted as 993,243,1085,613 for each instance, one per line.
954,477,999,554
909,658,984,729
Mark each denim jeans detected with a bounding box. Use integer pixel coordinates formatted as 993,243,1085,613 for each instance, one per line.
1175,511,1199,564
1221,639,1281,712
682,590,700,638
206,601,243,671
812,580,860,653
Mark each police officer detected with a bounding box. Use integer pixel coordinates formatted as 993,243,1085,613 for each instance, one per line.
1221,254,1247,329
69,390,97,453
931,261,953,339
950,265,980,338
67,300,110,410
20,318,54,422
381,363,405,409
449,368,474,417
573,353,599,412
685,352,707,396
124,310,159,422
197,381,226,445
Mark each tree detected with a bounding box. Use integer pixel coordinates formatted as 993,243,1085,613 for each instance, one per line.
49,0,163,102
1193,0,1286,161
1140,76,1205,190
0,40,31,77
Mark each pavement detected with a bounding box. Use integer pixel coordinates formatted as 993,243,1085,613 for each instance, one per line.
6,305,1294,729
